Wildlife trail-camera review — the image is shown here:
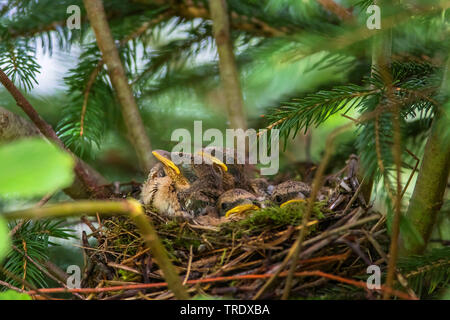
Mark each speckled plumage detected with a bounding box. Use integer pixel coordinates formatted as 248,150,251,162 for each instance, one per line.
141,162,189,219
200,146,254,192
141,150,226,218
216,188,258,217
270,180,311,206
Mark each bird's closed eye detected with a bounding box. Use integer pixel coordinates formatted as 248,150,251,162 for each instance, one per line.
275,195,283,204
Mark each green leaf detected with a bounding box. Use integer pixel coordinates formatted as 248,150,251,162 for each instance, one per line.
0,216,10,262
0,138,75,198
0,290,32,300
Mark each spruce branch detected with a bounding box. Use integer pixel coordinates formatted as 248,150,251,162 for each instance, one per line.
133,0,291,37
83,0,154,173
267,85,378,140
60,13,161,157
79,61,103,138
3,219,74,290
358,20,392,205
0,39,40,91
258,1,449,70
399,247,450,297
132,21,213,89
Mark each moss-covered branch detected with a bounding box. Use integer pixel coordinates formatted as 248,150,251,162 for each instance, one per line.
401,58,450,255
2,199,190,299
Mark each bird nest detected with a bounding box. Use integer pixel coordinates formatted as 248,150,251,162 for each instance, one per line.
79,160,394,300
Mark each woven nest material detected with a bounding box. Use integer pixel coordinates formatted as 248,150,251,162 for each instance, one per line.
79,160,395,300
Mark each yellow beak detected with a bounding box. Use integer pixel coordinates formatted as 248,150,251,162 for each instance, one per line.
280,199,306,208
152,151,180,175
197,151,228,172
225,203,259,218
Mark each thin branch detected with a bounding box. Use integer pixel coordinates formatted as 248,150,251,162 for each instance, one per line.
23,270,415,300
253,122,354,300
378,34,402,298
11,244,84,300
0,280,26,293
400,149,420,199
80,62,103,137
316,0,354,21
281,124,354,299
83,0,154,173
209,0,247,130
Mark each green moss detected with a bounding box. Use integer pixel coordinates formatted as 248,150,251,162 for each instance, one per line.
215,200,329,239
117,269,140,282
238,201,327,230
160,226,202,259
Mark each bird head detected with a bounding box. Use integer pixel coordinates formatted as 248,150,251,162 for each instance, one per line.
152,150,190,188
217,188,260,218
198,147,253,191
196,148,228,173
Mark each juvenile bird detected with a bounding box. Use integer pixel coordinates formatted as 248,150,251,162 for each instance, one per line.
178,152,226,216
141,149,229,219
216,188,260,218
270,180,311,207
141,152,190,219
250,177,273,199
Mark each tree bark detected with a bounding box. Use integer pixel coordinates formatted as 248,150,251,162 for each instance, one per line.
401,58,450,255
83,0,154,173
209,0,247,130
0,107,109,199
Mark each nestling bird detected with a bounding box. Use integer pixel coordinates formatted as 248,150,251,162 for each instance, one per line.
141,153,191,219
198,146,254,192
250,177,273,199
270,180,311,207
216,188,260,218
141,149,229,218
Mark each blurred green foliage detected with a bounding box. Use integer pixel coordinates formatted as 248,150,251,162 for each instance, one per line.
0,138,74,198
0,290,31,300
0,217,10,262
